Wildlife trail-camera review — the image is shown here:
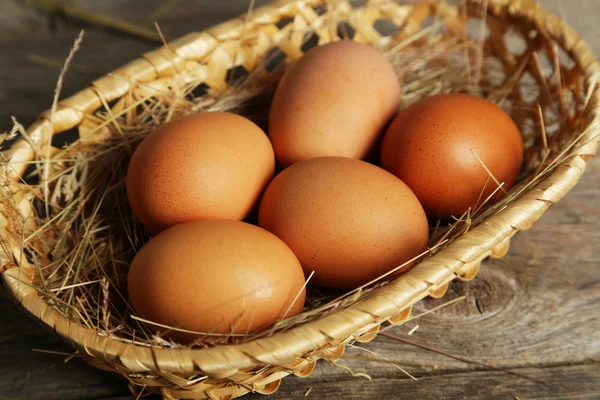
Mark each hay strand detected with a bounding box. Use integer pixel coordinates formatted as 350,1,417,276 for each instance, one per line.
380,332,554,386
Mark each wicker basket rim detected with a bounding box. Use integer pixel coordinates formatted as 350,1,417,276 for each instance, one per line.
2,0,599,378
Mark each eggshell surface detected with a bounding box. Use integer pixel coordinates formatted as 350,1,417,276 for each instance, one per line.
258,157,429,289
127,220,306,344
269,40,401,167
381,93,524,218
126,112,275,232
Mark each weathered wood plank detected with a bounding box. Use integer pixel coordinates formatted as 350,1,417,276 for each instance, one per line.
0,0,271,134
0,295,130,400
0,1,599,399
245,363,600,400
88,364,600,400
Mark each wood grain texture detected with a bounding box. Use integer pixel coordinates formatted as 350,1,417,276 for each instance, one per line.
0,1,599,399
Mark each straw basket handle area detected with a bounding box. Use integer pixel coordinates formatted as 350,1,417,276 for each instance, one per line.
1,0,599,399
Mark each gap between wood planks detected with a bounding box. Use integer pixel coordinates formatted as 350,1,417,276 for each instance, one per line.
281,359,600,383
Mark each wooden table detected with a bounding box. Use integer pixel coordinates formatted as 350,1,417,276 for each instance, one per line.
1,1,599,399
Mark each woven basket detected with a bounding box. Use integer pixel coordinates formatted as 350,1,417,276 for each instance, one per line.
2,0,599,399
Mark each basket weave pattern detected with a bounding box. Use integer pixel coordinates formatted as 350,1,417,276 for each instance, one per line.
1,0,599,399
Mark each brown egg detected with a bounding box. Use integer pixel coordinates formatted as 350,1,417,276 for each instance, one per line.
269,40,401,167
127,220,306,344
126,112,274,232
381,93,524,219
258,157,428,289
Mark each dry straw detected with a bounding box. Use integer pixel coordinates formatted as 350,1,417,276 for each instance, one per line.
1,0,599,399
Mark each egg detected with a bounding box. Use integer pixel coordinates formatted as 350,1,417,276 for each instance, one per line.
258,157,428,289
269,40,401,167
380,93,524,219
127,220,306,343
126,112,274,232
